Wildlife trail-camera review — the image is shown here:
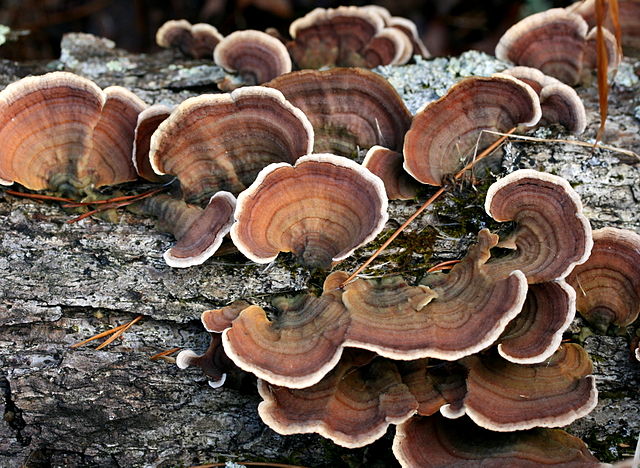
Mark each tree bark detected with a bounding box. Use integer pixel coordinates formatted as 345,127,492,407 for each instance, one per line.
1,33,639,467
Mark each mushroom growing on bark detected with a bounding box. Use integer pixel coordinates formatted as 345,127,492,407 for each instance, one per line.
362,146,420,200
566,227,640,331
266,68,411,156
213,30,292,90
403,74,541,186
393,415,602,468
155,19,223,58
149,86,313,203
133,104,173,183
0,71,146,191
230,154,388,269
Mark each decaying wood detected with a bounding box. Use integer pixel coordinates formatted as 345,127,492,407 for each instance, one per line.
1,33,639,467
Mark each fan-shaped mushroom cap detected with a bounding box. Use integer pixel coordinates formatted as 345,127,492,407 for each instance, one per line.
362,146,420,200
201,300,251,333
393,415,602,468
338,229,527,361
498,280,576,364
503,67,587,134
566,227,640,331
266,68,411,157
144,191,236,268
362,27,411,67
462,344,597,431
288,6,408,69
258,350,418,448
213,30,291,87
155,19,223,58
176,334,231,388
133,104,173,183
495,8,589,85
485,169,593,284
582,26,623,74
0,72,144,191
222,276,350,388
230,154,388,269
149,86,313,203
403,74,541,186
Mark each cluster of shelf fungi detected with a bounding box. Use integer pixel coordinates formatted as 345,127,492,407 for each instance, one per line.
1,2,639,466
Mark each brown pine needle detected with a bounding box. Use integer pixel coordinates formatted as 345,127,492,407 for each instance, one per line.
339,128,516,287
70,323,129,348
4,189,75,203
427,259,461,273
595,0,610,143
62,187,167,207
608,0,623,59
482,130,640,160
66,187,167,224
95,315,143,350
150,347,182,361
71,315,144,350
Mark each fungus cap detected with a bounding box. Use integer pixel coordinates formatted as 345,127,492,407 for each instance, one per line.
149,86,313,203
230,154,388,269
156,19,223,58
566,227,640,331
133,104,173,182
462,344,597,431
495,8,589,84
485,169,593,283
0,72,144,191
213,30,291,87
403,74,541,186
362,146,420,200
266,68,411,156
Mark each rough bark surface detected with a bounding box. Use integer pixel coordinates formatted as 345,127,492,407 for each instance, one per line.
0,33,639,467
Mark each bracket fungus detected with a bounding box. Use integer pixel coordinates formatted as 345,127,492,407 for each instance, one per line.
176,334,231,389
257,350,418,448
403,74,541,186
230,154,388,269
495,8,620,85
566,227,640,331
393,415,602,468
149,86,313,203
0,71,145,191
221,276,350,389
461,344,597,432
485,169,593,284
155,19,223,58
362,146,420,200
133,104,173,183
266,68,412,156
139,191,236,268
498,280,576,364
286,6,410,69
503,66,587,134
213,30,292,89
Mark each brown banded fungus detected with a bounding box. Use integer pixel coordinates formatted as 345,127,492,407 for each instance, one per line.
503,66,587,134
266,68,412,156
149,86,313,204
461,344,597,431
139,191,236,268
176,334,232,388
568,0,640,56
133,104,173,183
360,6,430,59
0,72,145,191
485,169,593,284
155,19,223,59
392,415,602,468
230,154,388,269
339,229,527,361
221,275,350,388
213,30,292,89
257,350,418,448
362,146,420,200
495,8,620,85
403,74,541,186
498,280,576,364
566,227,640,332
287,6,410,69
